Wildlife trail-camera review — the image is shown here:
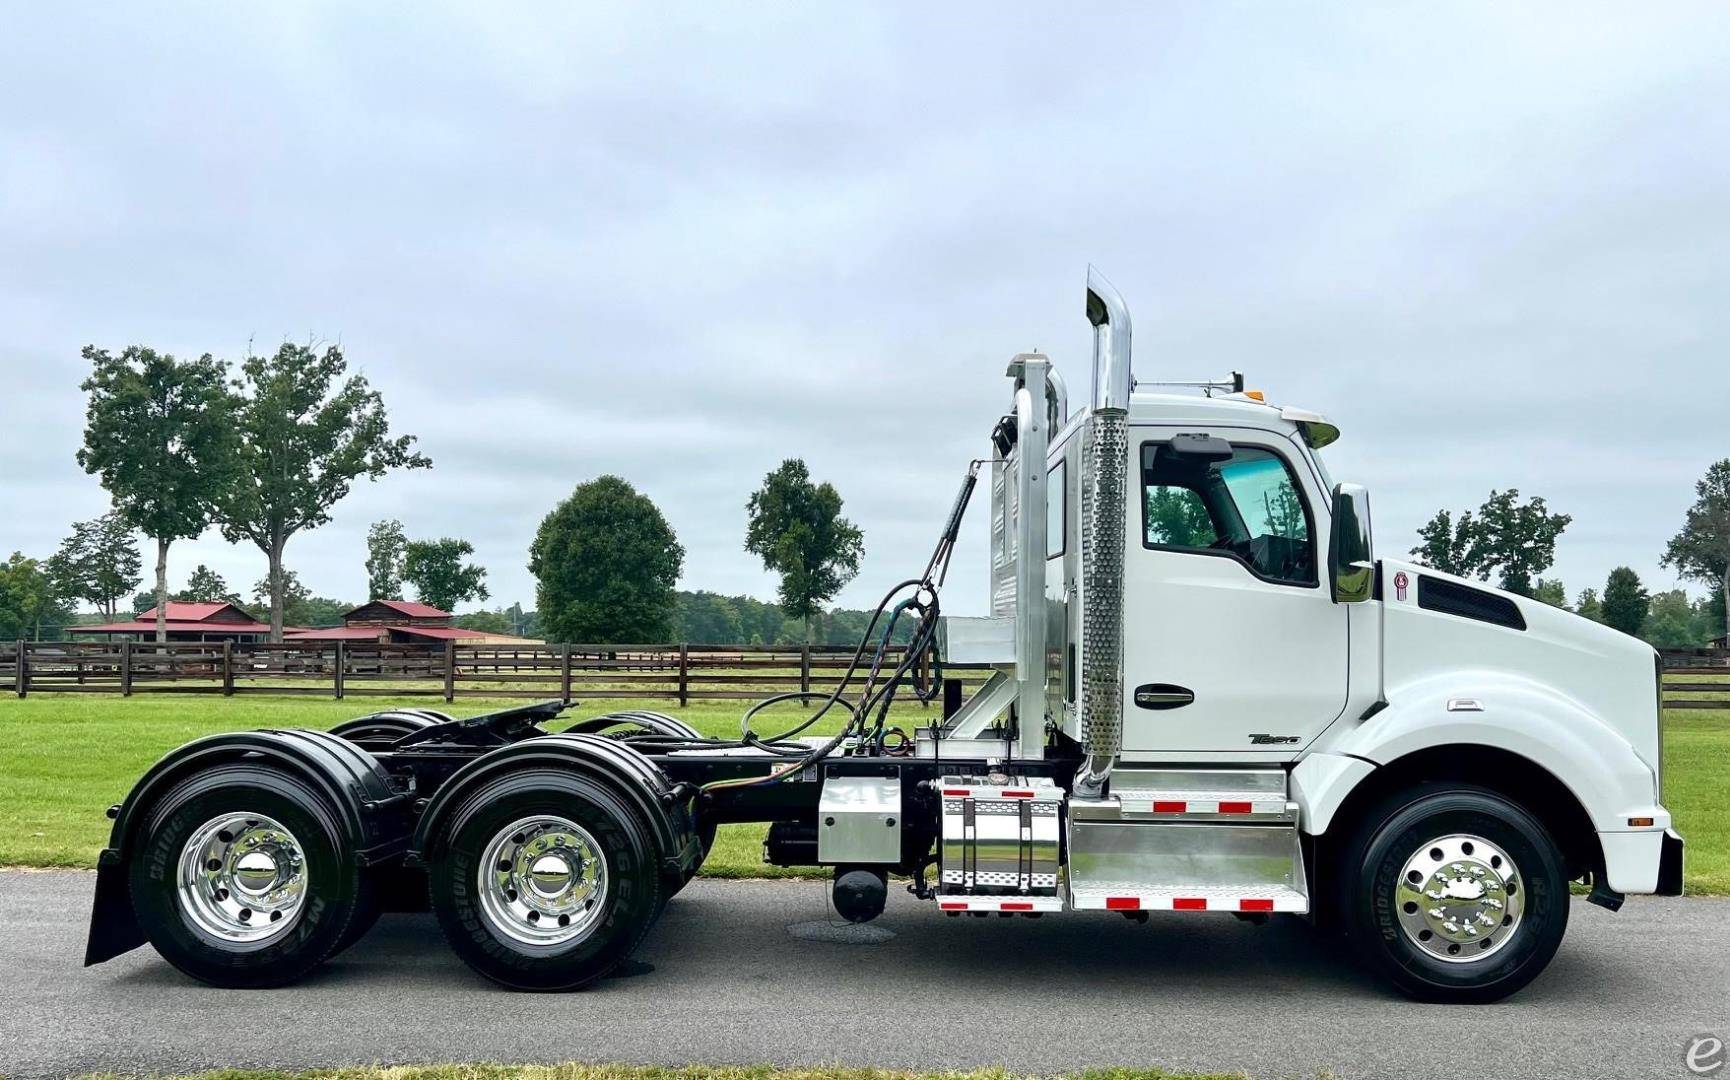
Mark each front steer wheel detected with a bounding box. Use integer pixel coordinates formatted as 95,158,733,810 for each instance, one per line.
128,764,370,988
427,770,663,991
1338,783,1569,1004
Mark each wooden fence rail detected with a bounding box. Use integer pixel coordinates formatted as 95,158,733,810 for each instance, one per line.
0,640,983,704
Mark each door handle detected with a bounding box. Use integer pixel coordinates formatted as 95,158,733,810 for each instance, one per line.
1133,683,1195,710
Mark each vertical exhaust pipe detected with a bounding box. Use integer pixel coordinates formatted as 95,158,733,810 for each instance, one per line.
1087,267,1133,411
1075,267,1131,799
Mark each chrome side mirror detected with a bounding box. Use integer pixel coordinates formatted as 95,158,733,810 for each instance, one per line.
1329,482,1375,604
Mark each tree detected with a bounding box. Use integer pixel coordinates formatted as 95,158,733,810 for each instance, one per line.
180,564,240,604
678,590,743,644
253,570,310,621
454,609,512,634
403,537,489,613
1469,490,1571,597
1601,567,1650,637
47,511,141,618
1575,587,1603,623
1662,459,1730,645
1147,488,1216,547
744,459,865,642
219,343,430,640
1642,589,1709,649
77,346,238,642
530,476,684,644
1410,491,1570,596
0,553,71,641
365,520,408,601
1532,578,1568,610
249,570,349,628
1411,509,1478,577
1705,589,1727,643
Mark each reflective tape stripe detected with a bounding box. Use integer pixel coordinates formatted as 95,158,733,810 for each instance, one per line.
1105,896,1140,911
1172,897,1208,911
1239,898,1274,912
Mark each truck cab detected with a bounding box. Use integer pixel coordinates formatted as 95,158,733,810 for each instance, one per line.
930,271,1680,1001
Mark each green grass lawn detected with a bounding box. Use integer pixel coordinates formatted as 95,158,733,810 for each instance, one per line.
2,691,1724,894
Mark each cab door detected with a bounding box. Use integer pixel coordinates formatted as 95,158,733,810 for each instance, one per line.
1119,427,1347,757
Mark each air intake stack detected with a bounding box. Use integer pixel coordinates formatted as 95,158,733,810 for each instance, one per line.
1075,268,1132,799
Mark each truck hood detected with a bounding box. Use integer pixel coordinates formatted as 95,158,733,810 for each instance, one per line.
1379,559,1660,773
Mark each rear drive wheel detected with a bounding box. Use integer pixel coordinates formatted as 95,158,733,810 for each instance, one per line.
1340,784,1568,1003
128,765,368,987
428,772,662,991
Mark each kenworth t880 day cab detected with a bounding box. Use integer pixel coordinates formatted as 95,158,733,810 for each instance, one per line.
83,271,1682,1003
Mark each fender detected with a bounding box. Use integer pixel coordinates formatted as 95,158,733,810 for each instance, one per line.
86,728,408,966
408,733,700,882
1300,673,1666,837
566,711,704,740
329,709,442,745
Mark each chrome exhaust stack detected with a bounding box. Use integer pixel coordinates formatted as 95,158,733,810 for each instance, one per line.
1087,267,1133,411
1075,268,1132,799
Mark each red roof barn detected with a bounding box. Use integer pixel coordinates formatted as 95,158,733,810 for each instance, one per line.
284,600,537,645
69,601,282,643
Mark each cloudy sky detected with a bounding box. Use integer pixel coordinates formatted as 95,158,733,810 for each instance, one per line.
3,3,1727,617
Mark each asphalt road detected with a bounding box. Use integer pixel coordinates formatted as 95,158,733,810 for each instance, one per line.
3,870,1727,1080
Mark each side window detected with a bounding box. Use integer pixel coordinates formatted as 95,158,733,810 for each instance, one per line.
1046,458,1066,558
1141,441,1316,586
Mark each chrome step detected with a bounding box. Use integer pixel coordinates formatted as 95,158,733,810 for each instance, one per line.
1079,768,1297,823
1065,798,1310,915
1069,882,1308,914
1113,767,1287,795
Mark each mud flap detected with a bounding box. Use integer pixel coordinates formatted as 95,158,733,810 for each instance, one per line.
1657,828,1685,896
83,849,145,966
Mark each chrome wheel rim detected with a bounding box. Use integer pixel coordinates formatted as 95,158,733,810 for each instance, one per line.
1394,833,1524,963
176,812,308,945
477,815,609,947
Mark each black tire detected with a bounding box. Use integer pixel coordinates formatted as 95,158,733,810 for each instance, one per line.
427,770,664,991
329,873,385,957
128,764,367,988
1338,783,1569,1003
330,711,438,748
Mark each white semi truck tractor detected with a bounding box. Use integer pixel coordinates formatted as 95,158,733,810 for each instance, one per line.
83,271,1681,1002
